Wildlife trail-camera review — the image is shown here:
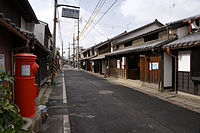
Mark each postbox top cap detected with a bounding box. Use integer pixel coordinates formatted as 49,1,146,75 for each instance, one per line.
14,53,37,59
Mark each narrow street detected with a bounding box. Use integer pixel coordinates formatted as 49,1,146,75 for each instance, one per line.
43,65,200,133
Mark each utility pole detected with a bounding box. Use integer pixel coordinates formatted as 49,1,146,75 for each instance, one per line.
53,0,57,57
77,19,80,69
51,0,57,85
73,34,75,67
62,41,63,61
68,42,70,64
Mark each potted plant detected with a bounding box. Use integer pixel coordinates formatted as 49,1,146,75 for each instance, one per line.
0,72,26,133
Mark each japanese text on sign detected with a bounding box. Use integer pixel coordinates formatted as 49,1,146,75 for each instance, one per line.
62,8,79,19
22,65,30,76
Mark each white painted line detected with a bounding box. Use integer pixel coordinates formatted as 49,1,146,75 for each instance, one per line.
63,115,70,133
63,76,67,104
63,74,70,133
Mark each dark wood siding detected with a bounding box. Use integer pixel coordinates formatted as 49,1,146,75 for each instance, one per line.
140,56,159,84
110,58,127,78
98,44,111,55
0,30,12,73
0,0,21,27
178,72,200,95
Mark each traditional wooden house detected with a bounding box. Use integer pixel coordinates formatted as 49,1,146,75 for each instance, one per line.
33,20,53,86
163,14,200,95
0,0,54,88
106,19,176,89
80,46,96,71
0,0,39,76
90,40,111,74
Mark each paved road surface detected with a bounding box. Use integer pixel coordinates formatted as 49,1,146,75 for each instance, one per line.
42,65,200,133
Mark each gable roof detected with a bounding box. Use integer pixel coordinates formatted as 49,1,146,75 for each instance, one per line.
122,19,163,37
111,19,164,45
106,39,170,57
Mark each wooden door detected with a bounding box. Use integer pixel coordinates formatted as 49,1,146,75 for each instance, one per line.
140,57,145,81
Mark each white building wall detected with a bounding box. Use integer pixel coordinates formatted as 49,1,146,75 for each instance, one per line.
164,52,172,87
102,61,107,73
21,18,35,32
177,26,189,38
34,23,45,45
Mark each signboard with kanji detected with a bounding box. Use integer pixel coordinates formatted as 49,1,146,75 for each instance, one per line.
0,54,5,72
62,8,79,19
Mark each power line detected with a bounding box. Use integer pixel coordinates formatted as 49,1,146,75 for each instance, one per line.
80,0,106,37
81,17,108,39
80,0,102,35
81,0,118,40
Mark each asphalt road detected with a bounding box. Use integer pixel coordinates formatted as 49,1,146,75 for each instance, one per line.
65,67,200,133
42,65,200,133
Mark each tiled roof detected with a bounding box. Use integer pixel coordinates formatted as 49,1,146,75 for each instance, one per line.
106,39,169,57
90,53,110,61
163,32,200,49
166,14,200,26
0,13,51,54
0,13,34,40
94,40,109,50
80,55,97,61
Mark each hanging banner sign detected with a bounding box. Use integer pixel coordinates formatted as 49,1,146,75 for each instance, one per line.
62,8,79,19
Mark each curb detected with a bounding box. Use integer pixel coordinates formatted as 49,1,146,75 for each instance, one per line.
81,69,200,113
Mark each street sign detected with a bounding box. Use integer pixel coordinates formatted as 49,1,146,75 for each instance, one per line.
62,8,79,19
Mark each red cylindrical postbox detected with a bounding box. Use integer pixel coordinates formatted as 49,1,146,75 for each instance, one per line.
14,53,39,118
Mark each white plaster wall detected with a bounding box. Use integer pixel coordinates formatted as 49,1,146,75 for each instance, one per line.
177,26,189,38
102,61,107,73
21,18,26,30
164,52,172,87
21,18,35,32
34,23,45,45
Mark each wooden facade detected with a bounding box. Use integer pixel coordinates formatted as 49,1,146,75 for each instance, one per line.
110,58,127,78
140,56,160,84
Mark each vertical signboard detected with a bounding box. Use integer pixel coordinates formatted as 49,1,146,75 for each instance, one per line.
122,57,126,69
0,54,5,72
117,60,120,69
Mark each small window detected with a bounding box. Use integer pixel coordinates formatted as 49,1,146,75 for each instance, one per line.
144,32,158,42
124,41,132,47
178,51,190,72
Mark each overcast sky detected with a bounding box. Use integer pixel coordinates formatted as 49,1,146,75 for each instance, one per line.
29,0,200,58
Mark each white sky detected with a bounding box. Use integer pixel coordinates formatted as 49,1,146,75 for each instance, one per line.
28,0,200,58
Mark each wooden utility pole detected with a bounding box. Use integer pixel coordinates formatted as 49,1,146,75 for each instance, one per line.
77,19,80,69
53,0,57,57
68,42,70,64
51,0,57,84
73,34,75,67
62,41,63,61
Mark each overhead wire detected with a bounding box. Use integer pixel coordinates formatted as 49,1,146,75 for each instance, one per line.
80,0,107,37
82,17,108,39
81,0,118,40
80,0,103,35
